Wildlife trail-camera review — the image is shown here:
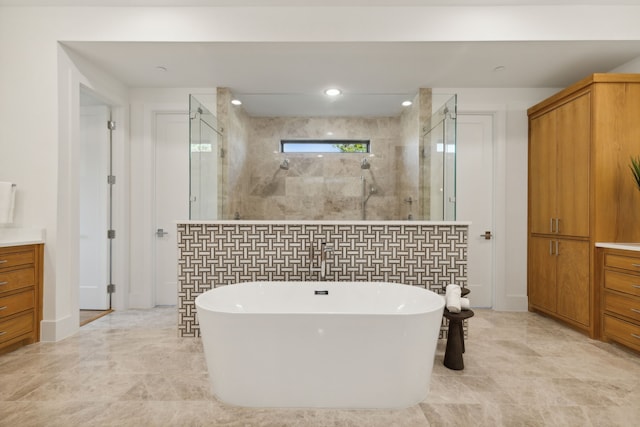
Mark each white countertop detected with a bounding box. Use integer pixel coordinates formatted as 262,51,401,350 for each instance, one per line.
596,242,640,252
0,227,45,247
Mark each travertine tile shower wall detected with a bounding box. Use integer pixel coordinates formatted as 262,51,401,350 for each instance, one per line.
216,87,434,221
242,116,403,220
178,222,467,338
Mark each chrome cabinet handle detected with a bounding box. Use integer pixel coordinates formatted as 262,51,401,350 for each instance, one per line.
632,334,640,340
0,331,5,336
632,308,640,314
0,281,7,286
549,240,554,255
555,240,559,256
632,263,640,268
550,218,555,233
632,285,640,289
0,306,6,311
0,260,7,264
555,218,560,234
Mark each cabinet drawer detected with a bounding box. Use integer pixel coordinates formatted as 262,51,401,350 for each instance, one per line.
605,254,640,273
0,290,35,319
604,292,640,323
603,314,640,352
0,268,35,294
0,249,34,270
604,270,640,297
0,311,34,344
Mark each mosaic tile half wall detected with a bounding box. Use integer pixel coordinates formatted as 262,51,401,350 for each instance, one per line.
177,222,468,337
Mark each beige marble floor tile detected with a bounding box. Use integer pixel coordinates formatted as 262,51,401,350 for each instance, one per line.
1,307,640,427
420,403,502,427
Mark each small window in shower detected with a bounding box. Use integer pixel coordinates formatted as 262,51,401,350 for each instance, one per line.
281,139,370,153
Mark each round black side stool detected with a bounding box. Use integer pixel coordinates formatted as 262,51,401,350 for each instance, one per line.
443,308,474,370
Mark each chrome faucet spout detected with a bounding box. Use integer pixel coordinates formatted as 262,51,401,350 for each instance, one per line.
320,242,333,281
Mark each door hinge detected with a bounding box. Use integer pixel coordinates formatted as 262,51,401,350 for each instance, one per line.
107,284,116,293
107,120,116,130
107,175,116,185
107,229,116,239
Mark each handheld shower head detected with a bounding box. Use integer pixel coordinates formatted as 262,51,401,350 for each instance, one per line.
360,158,370,169
280,159,290,170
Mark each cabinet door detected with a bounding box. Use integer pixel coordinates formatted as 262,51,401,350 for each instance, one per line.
556,239,590,326
529,236,557,312
529,111,557,235
556,93,590,238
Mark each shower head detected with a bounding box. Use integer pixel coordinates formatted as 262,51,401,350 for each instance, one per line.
360,158,370,169
280,159,290,170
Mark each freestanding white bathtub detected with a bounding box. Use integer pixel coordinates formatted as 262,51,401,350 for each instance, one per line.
195,281,444,409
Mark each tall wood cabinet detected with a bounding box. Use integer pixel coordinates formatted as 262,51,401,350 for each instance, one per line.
528,74,640,338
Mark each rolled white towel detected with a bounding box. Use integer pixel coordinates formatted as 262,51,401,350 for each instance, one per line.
460,297,470,311
445,284,461,313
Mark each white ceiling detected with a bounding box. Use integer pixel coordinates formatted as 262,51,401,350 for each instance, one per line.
64,40,640,116
20,0,638,115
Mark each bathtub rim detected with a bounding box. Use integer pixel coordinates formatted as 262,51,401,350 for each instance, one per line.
195,281,445,316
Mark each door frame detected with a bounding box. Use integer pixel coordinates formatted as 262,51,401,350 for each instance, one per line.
456,112,495,308
74,85,128,315
457,105,508,310
78,101,111,310
152,110,190,306
130,103,189,309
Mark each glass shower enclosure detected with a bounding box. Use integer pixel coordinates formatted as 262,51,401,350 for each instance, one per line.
189,94,223,220
422,94,457,220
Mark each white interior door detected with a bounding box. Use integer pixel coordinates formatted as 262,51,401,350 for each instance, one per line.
456,114,494,308
154,112,190,306
79,104,110,310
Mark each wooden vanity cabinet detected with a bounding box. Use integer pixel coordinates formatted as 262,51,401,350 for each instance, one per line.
529,236,590,328
0,244,44,354
528,74,640,338
601,249,640,352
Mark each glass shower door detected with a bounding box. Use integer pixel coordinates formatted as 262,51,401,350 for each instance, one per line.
422,94,457,220
189,95,222,220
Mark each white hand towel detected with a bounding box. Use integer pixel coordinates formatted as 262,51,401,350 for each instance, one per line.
0,182,15,224
460,297,470,311
445,284,461,313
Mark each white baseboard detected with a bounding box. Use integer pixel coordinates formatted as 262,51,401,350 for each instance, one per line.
40,313,78,342
494,295,528,312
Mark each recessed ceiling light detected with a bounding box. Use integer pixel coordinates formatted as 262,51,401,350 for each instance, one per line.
324,88,341,97
402,100,413,107
231,99,242,106
155,66,167,72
